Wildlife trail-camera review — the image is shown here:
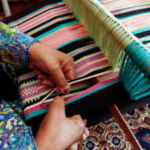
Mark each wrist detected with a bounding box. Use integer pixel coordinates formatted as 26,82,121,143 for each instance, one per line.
28,42,41,69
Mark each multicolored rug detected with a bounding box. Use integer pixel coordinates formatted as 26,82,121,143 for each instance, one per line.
79,103,150,150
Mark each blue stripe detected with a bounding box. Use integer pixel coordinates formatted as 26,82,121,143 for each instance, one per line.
132,26,150,35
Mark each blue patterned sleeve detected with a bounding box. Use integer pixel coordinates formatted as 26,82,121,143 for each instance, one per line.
0,127,38,150
0,21,38,68
0,100,38,150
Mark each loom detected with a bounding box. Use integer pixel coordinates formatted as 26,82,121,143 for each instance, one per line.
63,0,150,101
7,0,150,149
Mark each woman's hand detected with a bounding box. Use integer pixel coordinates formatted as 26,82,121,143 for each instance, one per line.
35,96,87,150
29,42,75,94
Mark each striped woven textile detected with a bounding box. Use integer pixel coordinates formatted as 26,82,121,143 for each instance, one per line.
100,0,150,50
7,0,150,130
9,0,115,122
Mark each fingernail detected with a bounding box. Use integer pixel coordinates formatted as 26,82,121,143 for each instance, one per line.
62,84,70,95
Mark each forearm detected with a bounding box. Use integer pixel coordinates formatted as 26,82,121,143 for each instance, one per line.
0,21,38,68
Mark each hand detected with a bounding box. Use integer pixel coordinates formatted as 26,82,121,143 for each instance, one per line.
35,96,86,150
29,42,75,94
67,126,89,150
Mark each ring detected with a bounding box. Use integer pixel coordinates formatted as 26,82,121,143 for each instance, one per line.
82,133,87,141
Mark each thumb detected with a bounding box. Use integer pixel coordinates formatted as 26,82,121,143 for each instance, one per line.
48,65,70,94
48,96,66,117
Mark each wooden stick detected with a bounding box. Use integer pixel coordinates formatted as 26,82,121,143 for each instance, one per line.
93,77,142,150
41,88,56,104
109,105,142,150
42,70,112,104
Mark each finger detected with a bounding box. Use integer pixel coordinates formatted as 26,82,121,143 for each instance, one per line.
41,79,56,87
54,85,70,94
65,68,76,81
67,143,78,150
70,115,82,121
71,117,87,126
62,61,75,81
38,72,56,87
62,56,76,80
48,96,66,117
70,117,89,141
69,116,85,141
84,127,89,137
37,71,50,78
38,73,53,81
70,115,85,133
83,120,89,138
55,88,60,93
48,65,70,94
37,73,47,80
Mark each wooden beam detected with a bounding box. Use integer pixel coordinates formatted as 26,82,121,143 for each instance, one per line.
109,104,142,150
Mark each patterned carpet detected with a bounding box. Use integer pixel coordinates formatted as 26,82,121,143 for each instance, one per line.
79,104,150,150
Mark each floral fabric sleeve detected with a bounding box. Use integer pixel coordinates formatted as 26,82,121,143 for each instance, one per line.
0,127,37,150
0,100,37,150
0,21,38,68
